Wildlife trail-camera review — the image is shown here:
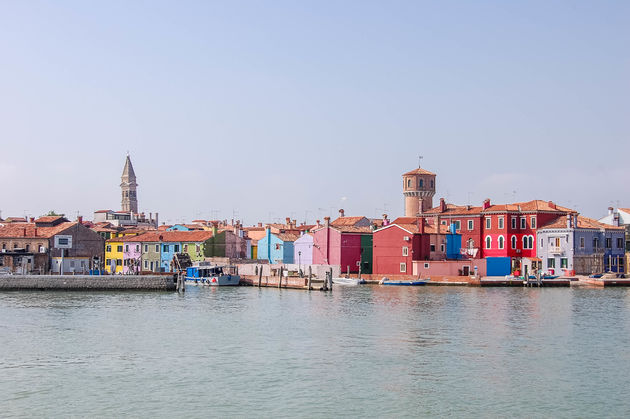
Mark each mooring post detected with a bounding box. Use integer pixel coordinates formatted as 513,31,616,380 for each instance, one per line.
307,265,312,290
329,268,333,291
358,264,362,280
278,267,283,288
258,265,263,287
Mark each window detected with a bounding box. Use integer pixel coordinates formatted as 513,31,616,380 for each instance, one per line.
498,236,504,249
25,244,30,252
530,216,536,229
560,258,568,268
406,179,411,188
511,217,517,229
144,260,148,269
454,220,461,230
155,244,159,252
419,179,424,188
144,245,148,252
196,244,201,253
580,237,585,249
540,238,544,248
70,261,74,268
39,245,45,253
511,236,517,249
440,244,445,252
106,259,111,266
174,245,180,252
402,246,408,256
1,243,5,250
522,236,528,249
617,238,623,248
498,217,504,229
485,217,491,229
135,245,139,252
424,263,430,268
125,245,129,252
400,263,407,273
117,245,123,252
430,244,436,252
528,236,534,249
485,236,491,249
430,180,434,188
163,245,169,252
116,259,122,266
548,258,555,268
468,220,474,230
605,238,612,249
183,244,188,252
106,245,111,252
520,217,526,229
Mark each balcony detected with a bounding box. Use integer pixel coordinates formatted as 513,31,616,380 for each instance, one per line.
549,246,563,254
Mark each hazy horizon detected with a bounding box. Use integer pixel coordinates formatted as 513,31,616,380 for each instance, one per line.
1,1,628,225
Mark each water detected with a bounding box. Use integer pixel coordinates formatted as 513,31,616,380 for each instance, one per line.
1,286,630,418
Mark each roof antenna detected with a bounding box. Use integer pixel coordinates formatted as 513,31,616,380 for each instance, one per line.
418,155,423,168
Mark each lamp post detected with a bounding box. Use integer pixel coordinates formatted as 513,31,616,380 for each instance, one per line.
298,251,302,274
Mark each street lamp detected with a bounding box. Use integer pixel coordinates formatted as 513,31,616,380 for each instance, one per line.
298,251,302,276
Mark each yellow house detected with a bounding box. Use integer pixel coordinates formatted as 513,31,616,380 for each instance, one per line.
105,239,124,274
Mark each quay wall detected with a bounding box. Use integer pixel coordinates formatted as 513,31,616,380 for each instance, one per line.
0,275,177,291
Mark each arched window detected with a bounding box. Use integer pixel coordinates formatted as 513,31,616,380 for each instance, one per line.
498,236,505,249
511,235,517,249
419,179,424,188
522,236,528,249
407,179,411,188
528,236,534,249
485,236,491,249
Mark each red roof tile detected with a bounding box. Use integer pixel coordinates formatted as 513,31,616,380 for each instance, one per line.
540,216,624,230
403,168,436,176
330,216,369,227
0,222,78,239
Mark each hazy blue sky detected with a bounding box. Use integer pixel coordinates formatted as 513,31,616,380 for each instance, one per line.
1,0,628,225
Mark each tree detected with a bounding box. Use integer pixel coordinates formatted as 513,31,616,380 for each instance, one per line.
44,210,65,217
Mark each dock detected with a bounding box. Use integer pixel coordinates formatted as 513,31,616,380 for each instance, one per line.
0,275,177,291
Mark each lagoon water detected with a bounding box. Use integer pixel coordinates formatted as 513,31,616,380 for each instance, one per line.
1,285,630,418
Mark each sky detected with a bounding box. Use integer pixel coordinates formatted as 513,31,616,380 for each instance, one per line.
1,0,629,226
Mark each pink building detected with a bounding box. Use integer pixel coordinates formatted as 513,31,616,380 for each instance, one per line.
312,217,373,274
123,241,142,274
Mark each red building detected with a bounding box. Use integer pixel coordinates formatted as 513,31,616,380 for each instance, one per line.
312,217,373,274
372,217,450,276
421,198,576,274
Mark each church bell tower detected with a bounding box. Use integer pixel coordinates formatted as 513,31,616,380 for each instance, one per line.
121,154,138,213
403,165,436,217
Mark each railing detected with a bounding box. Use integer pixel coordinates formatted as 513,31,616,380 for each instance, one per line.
549,246,563,254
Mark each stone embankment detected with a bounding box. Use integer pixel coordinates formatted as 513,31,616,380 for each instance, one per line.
0,275,177,291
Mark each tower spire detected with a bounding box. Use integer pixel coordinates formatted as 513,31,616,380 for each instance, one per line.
120,155,138,213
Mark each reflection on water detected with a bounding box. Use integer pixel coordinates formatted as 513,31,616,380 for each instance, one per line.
1,286,630,417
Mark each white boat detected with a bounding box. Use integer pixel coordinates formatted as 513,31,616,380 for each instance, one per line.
332,277,366,286
185,265,240,286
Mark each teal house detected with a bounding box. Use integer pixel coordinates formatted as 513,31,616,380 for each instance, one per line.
257,229,299,264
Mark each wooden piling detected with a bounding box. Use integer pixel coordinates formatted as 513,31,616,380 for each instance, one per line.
307,266,312,290
278,267,283,288
329,268,333,291
258,266,262,287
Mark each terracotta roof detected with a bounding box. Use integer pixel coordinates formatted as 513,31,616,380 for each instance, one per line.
0,222,78,239
276,233,300,242
334,226,373,234
422,204,483,215
94,210,112,214
483,200,575,214
387,217,452,234
540,216,625,230
107,230,215,243
4,217,27,223
619,208,630,214
330,216,368,227
403,168,436,176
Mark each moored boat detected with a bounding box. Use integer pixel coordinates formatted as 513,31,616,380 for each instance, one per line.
379,277,427,286
332,277,366,286
185,264,240,286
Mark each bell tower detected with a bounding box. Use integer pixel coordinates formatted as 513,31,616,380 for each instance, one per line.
120,154,138,213
403,164,436,217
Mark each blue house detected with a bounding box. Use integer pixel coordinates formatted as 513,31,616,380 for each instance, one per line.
257,229,299,264
537,215,625,275
160,241,182,271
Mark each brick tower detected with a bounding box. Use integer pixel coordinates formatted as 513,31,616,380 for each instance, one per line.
403,166,436,216
120,154,138,213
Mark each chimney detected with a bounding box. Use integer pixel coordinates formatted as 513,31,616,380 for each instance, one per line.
155,213,159,228
29,217,35,223
574,214,579,228
212,222,218,236
613,211,620,227
258,222,262,227
382,214,389,226
417,218,424,234
316,219,321,228
440,198,447,213
483,199,491,210
78,216,83,225
433,215,440,228
285,217,291,227
339,209,345,218
567,214,572,229
608,207,614,216
324,216,331,227
548,201,556,210
292,219,297,229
